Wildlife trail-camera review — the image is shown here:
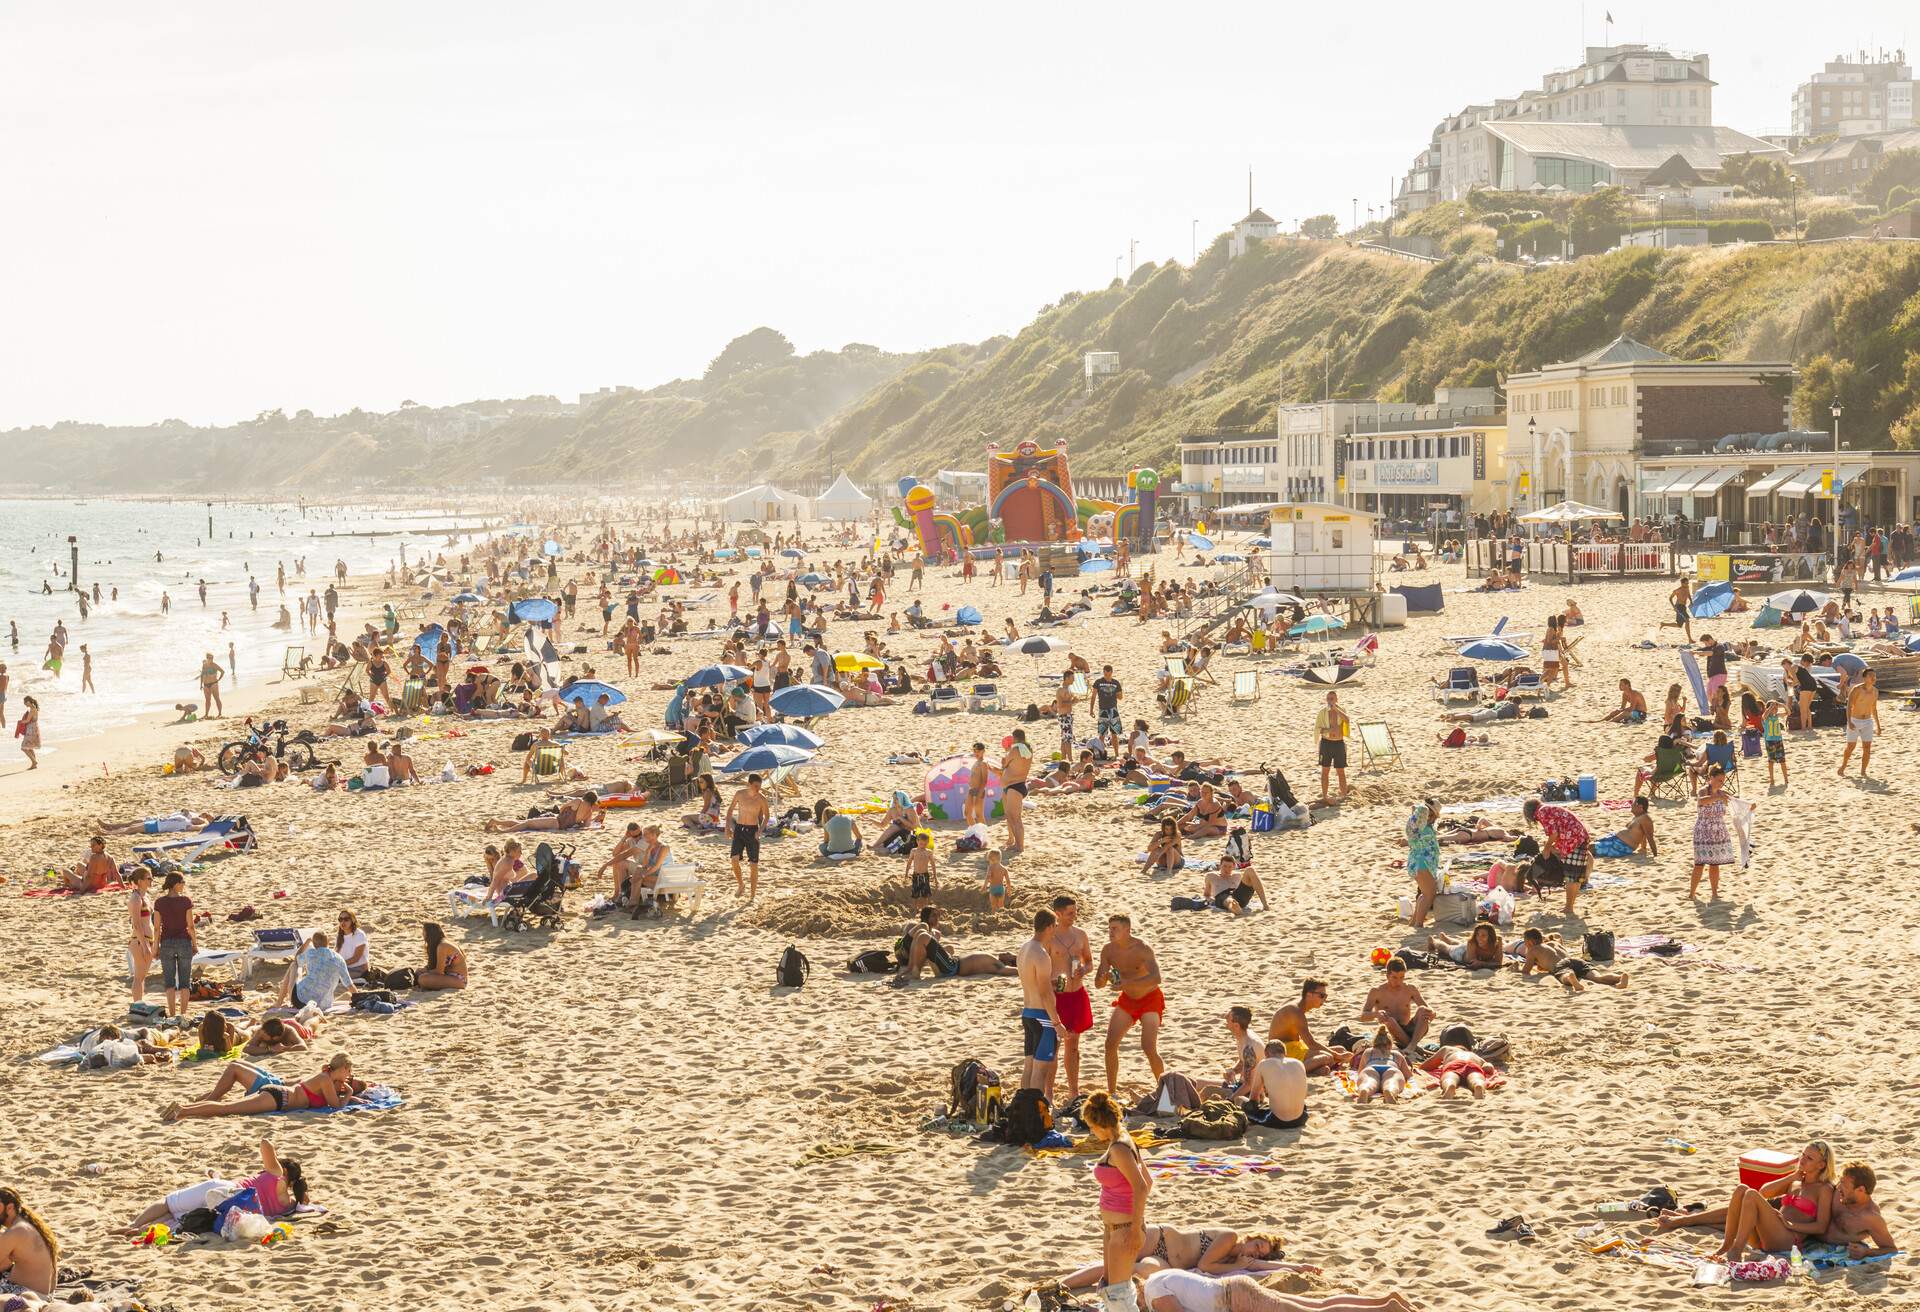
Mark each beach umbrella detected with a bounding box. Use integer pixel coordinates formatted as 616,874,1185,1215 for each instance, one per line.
508,597,558,625
633,557,657,568
1215,553,1246,564
685,663,750,688
1458,638,1528,662
832,652,884,672
1008,635,1068,656
1288,614,1346,637
451,591,483,605
653,567,682,584
1893,566,1920,583
780,548,806,558
719,743,817,774
1080,558,1114,573
746,547,763,558
954,605,983,626
635,728,681,745
1187,532,1215,552
1752,605,1784,628
1689,581,1735,618
768,683,846,718
737,723,825,750
1246,589,1307,611
1905,634,1920,654
1302,663,1362,685
542,539,563,557
1249,536,1271,548
713,548,738,559
556,680,627,707
797,572,828,585
1832,652,1868,675
1768,589,1827,615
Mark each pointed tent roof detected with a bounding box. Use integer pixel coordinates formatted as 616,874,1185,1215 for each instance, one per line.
1572,335,1676,366
721,483,806,505
817,472,873,505
1238,209,1277,226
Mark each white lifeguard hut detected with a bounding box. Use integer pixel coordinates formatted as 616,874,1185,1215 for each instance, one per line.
1264,502,1379,594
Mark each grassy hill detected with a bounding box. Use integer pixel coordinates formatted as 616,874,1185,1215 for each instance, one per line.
9,228,1919,492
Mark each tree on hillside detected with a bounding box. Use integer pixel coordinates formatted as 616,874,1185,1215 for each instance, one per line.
1569,187,1633,255
1301,215,1339,240
1720,154,1794,200
705,327,796,383
1864,149,1920,210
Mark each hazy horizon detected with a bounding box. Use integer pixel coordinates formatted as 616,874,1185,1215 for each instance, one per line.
3,0,1912,429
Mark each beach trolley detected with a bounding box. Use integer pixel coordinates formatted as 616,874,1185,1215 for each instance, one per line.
1262,503,1382,629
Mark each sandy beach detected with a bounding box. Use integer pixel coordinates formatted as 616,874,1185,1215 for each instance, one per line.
1,524,1911,1312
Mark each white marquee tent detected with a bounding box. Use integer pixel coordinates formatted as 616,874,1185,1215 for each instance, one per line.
814,472,875,521
720,484,809,523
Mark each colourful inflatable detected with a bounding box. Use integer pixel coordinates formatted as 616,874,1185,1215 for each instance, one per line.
924,754,1003,821
987,439,1078,544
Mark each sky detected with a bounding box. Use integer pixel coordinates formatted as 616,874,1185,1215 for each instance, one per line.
1,0,1912,428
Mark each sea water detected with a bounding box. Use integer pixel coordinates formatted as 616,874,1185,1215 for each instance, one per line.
0,498,496,753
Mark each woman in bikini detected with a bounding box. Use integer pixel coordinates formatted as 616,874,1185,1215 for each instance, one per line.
1417,1045,1498,1099
162,1054,363,1121
681,774,725,832
1084,1091,1150,1302
1424,922,1504,970
417,922,468,990
127,869,157,1004
1654,1140,1836,1261
1063,1225,1313,1290
1144,819,1184,874
1349,1028,1412,1105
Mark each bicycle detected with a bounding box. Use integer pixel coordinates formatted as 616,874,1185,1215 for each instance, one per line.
217,718,323,775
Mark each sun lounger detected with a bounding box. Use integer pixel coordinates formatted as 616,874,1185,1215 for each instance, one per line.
132,816,257,864
1432,667,1480,703
239,926,326,983
928,685,963,712
966,682,1004,712
1505,671,1546,700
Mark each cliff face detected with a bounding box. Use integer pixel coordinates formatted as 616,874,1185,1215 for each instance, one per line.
9,237,1919,492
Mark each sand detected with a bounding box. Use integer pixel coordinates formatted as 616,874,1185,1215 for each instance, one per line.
1,524,1911,1311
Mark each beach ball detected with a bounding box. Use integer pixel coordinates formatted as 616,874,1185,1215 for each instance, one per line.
1370,947,1392,967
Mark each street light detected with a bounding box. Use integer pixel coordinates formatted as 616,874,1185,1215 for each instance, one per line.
1830,400,1843,563
1351,198,1358,233
1191,218,1198,263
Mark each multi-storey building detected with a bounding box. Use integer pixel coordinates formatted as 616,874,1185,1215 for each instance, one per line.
1790,51,1914,137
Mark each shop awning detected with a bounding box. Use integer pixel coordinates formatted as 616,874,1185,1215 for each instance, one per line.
1776,467,1825,496
1641,466,1702,495
1680,466,1743,497
1744,465,1807,497
1822,462,1870,496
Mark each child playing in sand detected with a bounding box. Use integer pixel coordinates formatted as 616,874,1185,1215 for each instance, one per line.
984,849,1009,910
906,832,938,910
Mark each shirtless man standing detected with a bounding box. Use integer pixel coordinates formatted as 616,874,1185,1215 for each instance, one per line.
1096,914,1165,1094
1267,979,1344,1074
1819,1161,1898,1260
1359,958,1435,1048
0,1187,57,1297
1016,910,1061,1092
999,728,1034,856
1047,895,1095,1102
1052,666,1078,757
1840,669,1880,778
725,773,770,899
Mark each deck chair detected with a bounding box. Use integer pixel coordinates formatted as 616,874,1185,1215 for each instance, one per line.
1432,667,1480,703
663,753,692,803
1230,670,1260,704
279,646,311,680
966,682,1004,712
1345,633,1380,667
1642,744,1690,802
133,816,257,864
928,685,963,712
765,765,803,801
1699,740,1739,795
400,678,427,713
1161,676,1195,718
529,744,565,780
1164,655,1187,679
1357,721,1402,769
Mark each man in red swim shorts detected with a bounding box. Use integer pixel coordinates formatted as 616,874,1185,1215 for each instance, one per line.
1096,913,1165,1095
1046,895,1095,1102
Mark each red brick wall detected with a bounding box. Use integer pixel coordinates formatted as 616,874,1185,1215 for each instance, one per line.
1639,384,1790,444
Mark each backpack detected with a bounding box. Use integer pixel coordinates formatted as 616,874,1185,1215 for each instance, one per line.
776,945,810,988
1177,1098,1248,1141
1223,828,1250,865
1473,1034,1511,1064
1001,1087,1052,1146
375,966,417,990
847,949,894,975
510,730,535,752
1584,930,1616,962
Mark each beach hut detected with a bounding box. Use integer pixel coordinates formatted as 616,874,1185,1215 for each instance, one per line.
814,473,875,522
1263,504,1379,595
720,484,809,523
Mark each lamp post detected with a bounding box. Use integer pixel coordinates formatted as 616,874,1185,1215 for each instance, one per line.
1191,218,1198,263
1351,197,1358,233
1830,400,1843,567
1526,416,1539,512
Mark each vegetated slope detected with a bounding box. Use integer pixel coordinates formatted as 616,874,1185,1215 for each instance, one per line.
808,230,1920,481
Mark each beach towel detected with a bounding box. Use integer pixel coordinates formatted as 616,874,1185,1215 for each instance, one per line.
22,880,131,898
1141,1151,1287,1179
273,1084,404,1116
1134,854,1217,872
1440,797,1529,815
1025,1127,1177,1161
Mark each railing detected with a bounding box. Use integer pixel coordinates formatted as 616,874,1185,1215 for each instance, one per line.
1174,559,1267,643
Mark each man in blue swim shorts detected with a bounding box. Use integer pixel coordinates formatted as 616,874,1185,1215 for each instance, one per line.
1016,909,1062,1091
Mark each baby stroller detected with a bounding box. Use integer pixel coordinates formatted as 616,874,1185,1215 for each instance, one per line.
503,842,574,931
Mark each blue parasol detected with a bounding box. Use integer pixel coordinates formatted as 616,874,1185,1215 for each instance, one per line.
1288,614,1346,637
684,663,751,688
1187,532,1215,552
1689,581,1734,618
556,680,626,706
1080,558,1114,573
780,548,805,558
719,744,817,774
508,597,558,625
768,683,847,718
1458,638,1527,662
955,605,982,625
542,539,563,557
737,723,825,750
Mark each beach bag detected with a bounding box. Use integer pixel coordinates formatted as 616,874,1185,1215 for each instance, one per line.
1328,1024,1364,1052
1473,1034,1511,1064
510,730,536,753
1169,895,1210,911
1001,1087,1053,1146
847,949,894,975
1250,804,1275,833
1223,828,1250,864
374,967,417,990
1391,948,1433,970
1584,930,1615,963
776,945,810,988
949,1058,1003,1124
1177,1098,1248,1141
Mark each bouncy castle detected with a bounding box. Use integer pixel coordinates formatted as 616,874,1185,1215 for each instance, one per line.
895,478,974,561
986,439,1078,544
1111,467,1159,549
